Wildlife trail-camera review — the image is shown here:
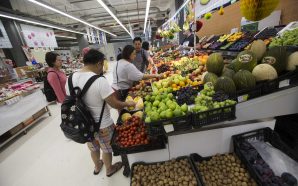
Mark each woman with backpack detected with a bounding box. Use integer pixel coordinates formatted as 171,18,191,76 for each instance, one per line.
45,52,67,103
65,49,135,177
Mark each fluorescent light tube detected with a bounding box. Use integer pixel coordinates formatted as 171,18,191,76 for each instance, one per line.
95,0,132,38
143,0,151,34
27,0,116,37
55,35,77,39
0,13,85,34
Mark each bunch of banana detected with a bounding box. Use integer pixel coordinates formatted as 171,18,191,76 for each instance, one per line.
218,34,233,42
227,32,243,42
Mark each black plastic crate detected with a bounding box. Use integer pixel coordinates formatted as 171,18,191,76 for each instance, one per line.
146,113,193,136
232,128,298,185
130,156,201,186
191,104,236,129
111,129,166,156
190,153,256,186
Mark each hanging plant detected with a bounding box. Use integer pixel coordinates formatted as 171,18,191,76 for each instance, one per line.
240,0,279,21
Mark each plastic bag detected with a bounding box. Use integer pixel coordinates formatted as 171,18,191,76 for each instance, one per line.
250,140,298,179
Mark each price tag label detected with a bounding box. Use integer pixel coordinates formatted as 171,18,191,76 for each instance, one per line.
279,79,290,88
164,124,174,133
237,94,249,103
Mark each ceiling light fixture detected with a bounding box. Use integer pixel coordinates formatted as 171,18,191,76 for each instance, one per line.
162,0,191,27
55,35,77,39
0,12,85,35
143,0,151,34
95,0,132,38
27,0,116,37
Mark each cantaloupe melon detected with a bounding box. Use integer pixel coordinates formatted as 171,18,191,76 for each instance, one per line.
250,40,267,61
252,64,278,82
286,52,298,71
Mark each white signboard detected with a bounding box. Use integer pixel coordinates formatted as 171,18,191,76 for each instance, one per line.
0,20,12,48
20,24,58,48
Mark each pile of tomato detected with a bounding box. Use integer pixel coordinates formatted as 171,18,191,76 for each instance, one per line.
115,116,150,147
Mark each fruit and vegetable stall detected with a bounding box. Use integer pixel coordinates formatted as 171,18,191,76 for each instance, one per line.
112,4,298,184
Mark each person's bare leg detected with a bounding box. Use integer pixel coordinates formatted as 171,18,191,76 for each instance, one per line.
90,150,102,172
102,152,113,171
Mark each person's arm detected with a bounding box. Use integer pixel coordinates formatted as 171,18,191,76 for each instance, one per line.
98,77,135,110
48,72,66,103
105,94,135,110
143,74,160,80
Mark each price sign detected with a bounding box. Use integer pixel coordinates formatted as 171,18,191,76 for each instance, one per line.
237,94,249,103
164,124,174,133
279,79,290,88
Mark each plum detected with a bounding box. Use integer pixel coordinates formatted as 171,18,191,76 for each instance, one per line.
281,173,297,186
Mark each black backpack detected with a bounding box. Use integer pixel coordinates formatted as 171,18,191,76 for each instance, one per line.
43,71,58,102
60,73,106,144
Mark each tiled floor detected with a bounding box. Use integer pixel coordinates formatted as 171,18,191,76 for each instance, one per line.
0,61,130,186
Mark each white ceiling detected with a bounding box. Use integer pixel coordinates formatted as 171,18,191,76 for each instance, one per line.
9,0,171,37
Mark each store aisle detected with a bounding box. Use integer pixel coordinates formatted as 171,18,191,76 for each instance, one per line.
0,61,129,186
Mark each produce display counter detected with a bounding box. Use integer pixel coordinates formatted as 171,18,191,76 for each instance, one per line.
0,89,51,148
127,86,298,167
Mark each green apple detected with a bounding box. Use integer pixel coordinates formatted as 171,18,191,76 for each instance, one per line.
166,100,172,107
169,103,176,111
150,112,159,122
160,111,166,119
173,108,182,117
155,95,162,101
153,100,160,107
181,103,188,113
145,95,151,101
165,110,173,119
150,96,156,102
145,117,151,123
167,93,174,99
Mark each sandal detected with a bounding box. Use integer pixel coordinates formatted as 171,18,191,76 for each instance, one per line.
106,162,123,177
93,160,104,175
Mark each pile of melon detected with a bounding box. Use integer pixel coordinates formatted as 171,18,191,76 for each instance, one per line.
204,41,298,95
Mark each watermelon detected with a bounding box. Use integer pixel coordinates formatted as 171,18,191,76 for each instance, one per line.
215,76,236,94
233,70,256,90
235,51,257,72
203,72,218,85
206,53,224,76
222,68,235,79
252,64,278,82
262,46,287,74
249,40,267,61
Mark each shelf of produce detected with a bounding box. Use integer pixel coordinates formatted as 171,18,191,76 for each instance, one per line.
0,89,49,136
127,86,298,166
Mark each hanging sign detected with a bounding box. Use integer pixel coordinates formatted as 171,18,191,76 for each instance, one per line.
20,24,57,48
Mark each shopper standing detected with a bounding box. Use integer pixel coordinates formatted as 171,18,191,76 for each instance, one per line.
132,37,153,73
112,45,160,101
45,52,67,103
65,49,135,177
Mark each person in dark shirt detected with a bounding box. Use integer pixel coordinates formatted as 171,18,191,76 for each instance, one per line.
180,28,199,50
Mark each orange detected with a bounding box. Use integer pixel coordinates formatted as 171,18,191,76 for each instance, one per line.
179,81,185,87
172,84,177,88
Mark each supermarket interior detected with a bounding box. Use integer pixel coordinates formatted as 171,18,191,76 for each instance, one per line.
0,0,298,186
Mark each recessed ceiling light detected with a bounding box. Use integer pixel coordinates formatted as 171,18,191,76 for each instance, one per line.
27,0,116,37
